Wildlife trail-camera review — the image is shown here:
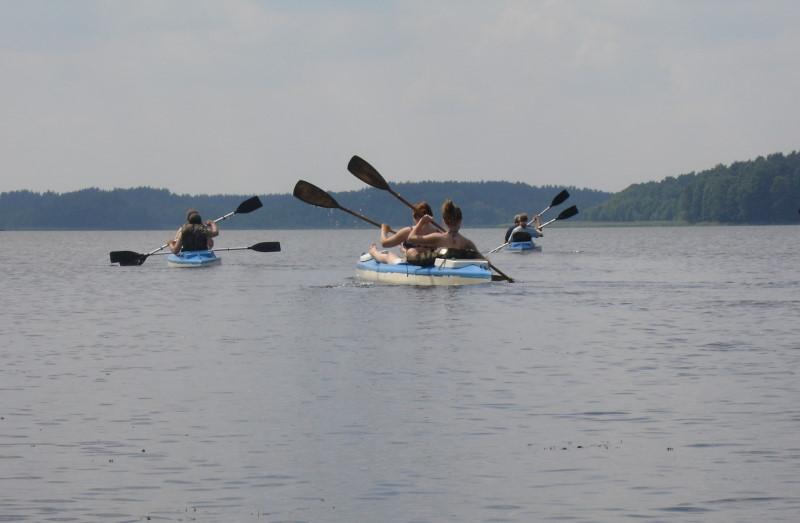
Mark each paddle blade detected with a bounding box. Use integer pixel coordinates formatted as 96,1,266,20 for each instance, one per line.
249,241,281,253
110,251,147,266
235,196,263,214
293,180,340,209
347,155,390,191
551,189,570,207
556,205,579,221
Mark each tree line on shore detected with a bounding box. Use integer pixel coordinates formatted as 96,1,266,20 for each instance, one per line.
2,150,798,229
0,182,609,230
583,151,800,224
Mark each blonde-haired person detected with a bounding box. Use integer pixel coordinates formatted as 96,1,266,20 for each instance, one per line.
406,199,482,263
368,201,438,264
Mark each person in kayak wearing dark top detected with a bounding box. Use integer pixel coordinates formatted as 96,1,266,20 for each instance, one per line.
504,214,521,242
368,201,438,265
168,209,219,254
406,199,482,264
504,212,542,243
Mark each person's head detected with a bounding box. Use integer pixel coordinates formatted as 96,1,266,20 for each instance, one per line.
412,201,433,222
186,209,203,224
441,199,463,229
518,213,529,225
513,214,521,225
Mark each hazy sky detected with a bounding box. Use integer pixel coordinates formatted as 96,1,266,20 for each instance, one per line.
2,1,799,195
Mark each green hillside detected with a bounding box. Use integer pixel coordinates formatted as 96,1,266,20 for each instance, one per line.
584,151,800,224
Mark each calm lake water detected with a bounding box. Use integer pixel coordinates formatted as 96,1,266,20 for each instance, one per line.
1,226,799,522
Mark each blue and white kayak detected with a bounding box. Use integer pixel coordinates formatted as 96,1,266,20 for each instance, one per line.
356,253,492,286
505,240,541,253
167,250,221,268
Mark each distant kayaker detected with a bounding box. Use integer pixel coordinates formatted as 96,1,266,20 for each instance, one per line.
369,201,438,265
406,199,482,262
504,212,542,242
504,214,521,242
168,209,219,254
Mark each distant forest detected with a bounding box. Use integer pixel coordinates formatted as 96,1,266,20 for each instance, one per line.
0,182,609,230
2,151,799,229
584,151,800,224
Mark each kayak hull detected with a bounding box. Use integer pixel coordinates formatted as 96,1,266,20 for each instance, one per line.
505,240,541,253
167,250,221,268
355,254,492,286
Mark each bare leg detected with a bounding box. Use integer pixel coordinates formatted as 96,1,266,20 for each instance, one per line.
369,244,402,264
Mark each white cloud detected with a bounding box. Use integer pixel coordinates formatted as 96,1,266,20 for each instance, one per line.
1,0,798,194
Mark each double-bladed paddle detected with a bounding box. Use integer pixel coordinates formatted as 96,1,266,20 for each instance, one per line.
110,241,281,265
347,155,514,283
489,205,579,253
109,196,264,266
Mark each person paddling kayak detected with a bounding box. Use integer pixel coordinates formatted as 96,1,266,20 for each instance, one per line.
406,199,482,262
168,209,219,254
504,212,543,242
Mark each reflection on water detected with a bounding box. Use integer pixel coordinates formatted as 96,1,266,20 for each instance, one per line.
1,227,799,522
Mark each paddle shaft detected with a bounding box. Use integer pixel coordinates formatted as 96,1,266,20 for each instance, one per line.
340,207,388,230
149,242,280,255
540,216,559,227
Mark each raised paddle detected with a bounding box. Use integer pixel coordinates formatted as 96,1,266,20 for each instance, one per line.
489,204,579,253
347,155,416,209
293,180,394,231
530,189,569,224
109,196,264,266
346,155,514,283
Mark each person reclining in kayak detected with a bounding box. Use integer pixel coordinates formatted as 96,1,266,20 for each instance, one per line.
368,201,438,265
504,212,543,243
168,209,219,254
406,199,483,264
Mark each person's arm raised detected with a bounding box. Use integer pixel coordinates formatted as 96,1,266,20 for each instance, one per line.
380,224,410,248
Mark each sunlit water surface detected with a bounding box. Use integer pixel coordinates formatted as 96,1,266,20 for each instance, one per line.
1,227,798,522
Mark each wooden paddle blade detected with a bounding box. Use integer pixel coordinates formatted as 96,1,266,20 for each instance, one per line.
235,196,263,214
347,155,390,190
293,180,340,209
551,189,570,207
110,251,147,265
249,241,281,252
557,205,579,221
